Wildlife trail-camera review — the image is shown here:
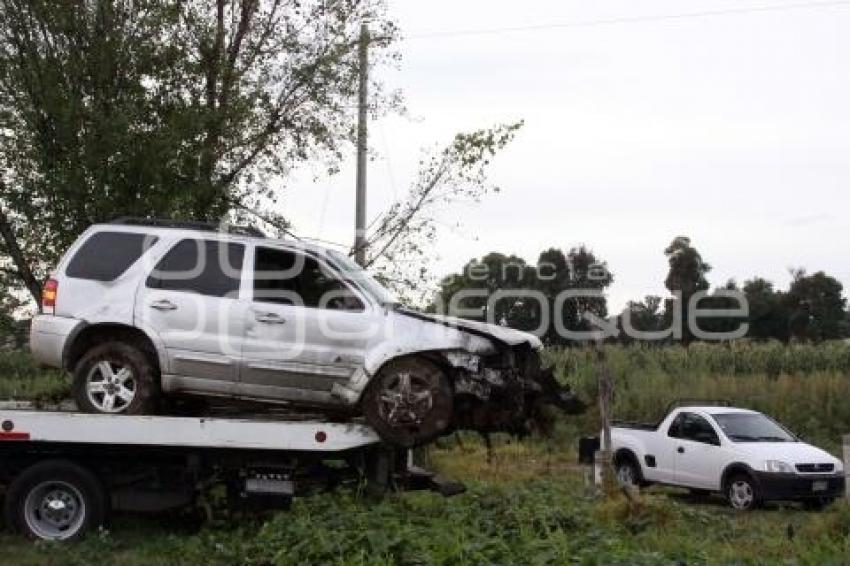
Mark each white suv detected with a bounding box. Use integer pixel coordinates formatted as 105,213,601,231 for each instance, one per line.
30,219,582,446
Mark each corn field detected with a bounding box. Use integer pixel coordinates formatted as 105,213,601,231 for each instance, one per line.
546,341,850,451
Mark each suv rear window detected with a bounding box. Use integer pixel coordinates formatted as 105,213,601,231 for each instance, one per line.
147,239,244,297
65,231,158,281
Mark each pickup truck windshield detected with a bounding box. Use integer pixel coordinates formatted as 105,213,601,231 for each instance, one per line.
712,413,796,442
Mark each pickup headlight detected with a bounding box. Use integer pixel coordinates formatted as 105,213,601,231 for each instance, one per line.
764,460,794,474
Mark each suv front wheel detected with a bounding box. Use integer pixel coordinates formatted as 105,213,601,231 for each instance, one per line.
73,342,159,415
362,357,453,448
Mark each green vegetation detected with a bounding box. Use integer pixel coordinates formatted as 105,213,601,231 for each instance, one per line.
1,343,850,564
0,349,68,405
546,341,850,452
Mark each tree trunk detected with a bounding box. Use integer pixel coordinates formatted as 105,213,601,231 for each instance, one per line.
0,206,42,305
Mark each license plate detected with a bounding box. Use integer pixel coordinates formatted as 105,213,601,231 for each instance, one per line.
812,480,828,492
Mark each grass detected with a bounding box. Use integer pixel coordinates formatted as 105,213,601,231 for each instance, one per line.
1,343,850,563
1,444,849,565
0,349,69,405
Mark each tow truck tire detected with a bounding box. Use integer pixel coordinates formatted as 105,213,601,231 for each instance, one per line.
362,357,453,448
5,460,107,541
73,341,159,415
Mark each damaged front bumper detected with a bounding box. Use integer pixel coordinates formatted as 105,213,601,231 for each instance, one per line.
444,345,586,435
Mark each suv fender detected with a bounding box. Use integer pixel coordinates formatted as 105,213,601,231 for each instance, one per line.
63,322,167,376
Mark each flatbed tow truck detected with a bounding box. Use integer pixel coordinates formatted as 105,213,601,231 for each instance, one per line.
0,408,463,541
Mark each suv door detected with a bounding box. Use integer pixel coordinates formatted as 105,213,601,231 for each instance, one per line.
670,412,725,490
135,238,248,396
238,245,380,404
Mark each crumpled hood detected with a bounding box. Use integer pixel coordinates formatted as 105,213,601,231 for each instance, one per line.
397,309,543,349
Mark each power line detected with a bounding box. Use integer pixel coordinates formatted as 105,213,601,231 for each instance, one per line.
406,0,850,40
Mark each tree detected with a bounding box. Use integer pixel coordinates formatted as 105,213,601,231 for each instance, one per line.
785,269,846,342
0,0,399,304
431,252,539,331
536,246,612,345
619,295,665,343
663,236,710,343
362,122,522,304
742,277,789,342
431,245,613,345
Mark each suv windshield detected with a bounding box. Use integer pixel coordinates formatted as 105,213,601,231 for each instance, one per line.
325,250,398,306
712,412,796,442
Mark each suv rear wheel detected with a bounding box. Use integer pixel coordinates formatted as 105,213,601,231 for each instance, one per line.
73,341,159,415
362,357,453,448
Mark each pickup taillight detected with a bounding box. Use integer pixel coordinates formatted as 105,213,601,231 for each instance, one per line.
42,278,58,314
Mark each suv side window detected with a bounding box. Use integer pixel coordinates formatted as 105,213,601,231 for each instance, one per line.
670,412,720,445
147,239,244,297
253,247,364,311
66,231,158,281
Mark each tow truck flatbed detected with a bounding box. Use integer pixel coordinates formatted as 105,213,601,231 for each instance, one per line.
0,410,379,452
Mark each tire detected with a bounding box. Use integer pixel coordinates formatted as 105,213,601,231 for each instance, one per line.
361,357,453,448
726,473,759,511
73,341,159,415
4,460,108,541
615,457,642,489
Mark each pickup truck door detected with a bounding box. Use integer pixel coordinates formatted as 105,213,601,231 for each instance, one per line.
639,415,682,484
670,412,725,490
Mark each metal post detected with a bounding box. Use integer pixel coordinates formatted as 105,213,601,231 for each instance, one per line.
354,23,369,266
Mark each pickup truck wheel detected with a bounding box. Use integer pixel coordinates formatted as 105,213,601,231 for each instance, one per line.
73,342,159,415
362,358,453,448
615,459,641,489
4,460,107,541
726,474,759,511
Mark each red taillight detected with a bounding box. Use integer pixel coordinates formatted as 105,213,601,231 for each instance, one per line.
42,278,58,313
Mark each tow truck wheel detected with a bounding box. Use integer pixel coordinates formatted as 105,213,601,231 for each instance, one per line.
362,357,453,448
5,460,107,541
73,341,159,415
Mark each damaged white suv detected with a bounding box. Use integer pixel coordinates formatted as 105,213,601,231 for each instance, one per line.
30,219,582,446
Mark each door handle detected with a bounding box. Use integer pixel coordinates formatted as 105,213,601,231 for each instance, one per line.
149,299,178,311
677,446,685,454
255,312,286,324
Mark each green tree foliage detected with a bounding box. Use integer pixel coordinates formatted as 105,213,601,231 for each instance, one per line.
663,236,711,343
786,269,847,342
0,0,398,303
432,245,613,345
742,277,789,342
364,122,523,304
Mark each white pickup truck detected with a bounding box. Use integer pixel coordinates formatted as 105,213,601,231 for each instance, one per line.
610,402,845,510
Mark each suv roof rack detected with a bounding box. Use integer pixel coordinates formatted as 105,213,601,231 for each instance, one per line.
664,398,734,413
109,217,267,238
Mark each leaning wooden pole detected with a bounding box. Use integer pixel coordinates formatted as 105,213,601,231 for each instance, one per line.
594,337,617,495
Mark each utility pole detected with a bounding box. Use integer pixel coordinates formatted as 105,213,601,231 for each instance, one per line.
594,337,616,495
354,22,369,266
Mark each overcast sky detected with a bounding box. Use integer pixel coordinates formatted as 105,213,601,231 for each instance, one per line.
280,0,850,310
